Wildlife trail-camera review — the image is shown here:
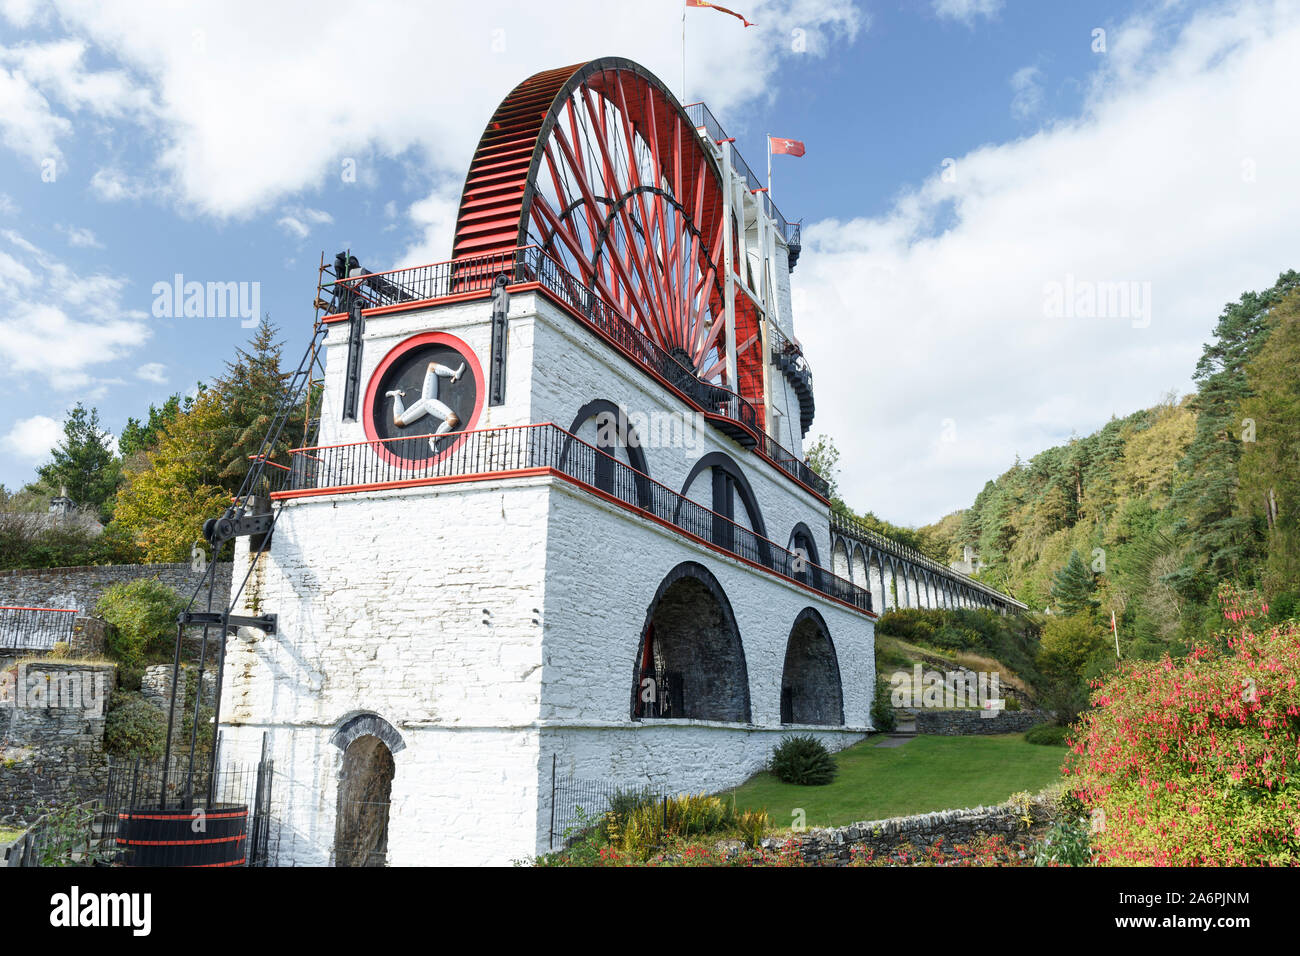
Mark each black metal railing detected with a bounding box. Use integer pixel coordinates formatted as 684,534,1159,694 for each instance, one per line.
829,512,1025,608
98,755,275,866
0,606,77,652
682,101,799,246
548,755,672,850
278,423,868,613
329,244,826,498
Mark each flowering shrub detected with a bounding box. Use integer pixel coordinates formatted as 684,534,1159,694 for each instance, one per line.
847,834,1033,867
1066,584,1300,866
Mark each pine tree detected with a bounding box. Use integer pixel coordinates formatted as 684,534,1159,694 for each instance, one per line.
1237,289,1300,597
1170,270,1300,596
1051,549,1099,616
37,404,122,519
119,394,191,461
213,316,304,488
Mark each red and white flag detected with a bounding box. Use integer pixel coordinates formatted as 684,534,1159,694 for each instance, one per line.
686,0,754,28
770,136,806,157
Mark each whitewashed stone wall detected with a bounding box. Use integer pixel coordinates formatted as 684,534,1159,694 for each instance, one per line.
316,290,832,565
220,286,869,866
220,472,874,865
525,298,833,564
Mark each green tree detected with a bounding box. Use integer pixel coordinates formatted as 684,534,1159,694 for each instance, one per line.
1050,550,1098,616
119,393,191,460
111,318,305,560
37,404,122,520
1037,613,1109,687
804,433,841,502
1237,289,1300,598
1169,270,1300,596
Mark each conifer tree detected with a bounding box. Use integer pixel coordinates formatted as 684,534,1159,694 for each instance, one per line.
37,403,121,519
1051,549,1098,616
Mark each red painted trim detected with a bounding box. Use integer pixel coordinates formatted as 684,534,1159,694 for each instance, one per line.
360,331,486,472
270,464,873,619
0,606,77,613
270,467,553,501
118,835,246,846
315,267,827,503
297,420,548,455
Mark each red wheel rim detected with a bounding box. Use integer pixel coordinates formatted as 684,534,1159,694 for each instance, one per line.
452,58,735,388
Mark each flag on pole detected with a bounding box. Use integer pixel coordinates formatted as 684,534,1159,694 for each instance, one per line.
686,0,754,28
769,137,806,157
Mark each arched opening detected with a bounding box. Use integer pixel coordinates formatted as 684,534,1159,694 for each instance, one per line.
788,522,822,588
632,562,751,723
334,734,395,867
850,545,868,591
868,552,885,613
831,539,850,580
780,609,844,726
677,453,769,565
562,399,652,506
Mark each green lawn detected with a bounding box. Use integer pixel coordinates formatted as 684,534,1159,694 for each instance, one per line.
727,734,1065,829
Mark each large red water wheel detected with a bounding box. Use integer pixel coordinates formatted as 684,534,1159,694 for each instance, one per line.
452,58,738,388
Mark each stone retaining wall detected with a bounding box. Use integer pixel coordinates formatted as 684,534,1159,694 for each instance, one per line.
912,707,1050,736
761,793,1055,865
0,562,231,615
0,661,117,822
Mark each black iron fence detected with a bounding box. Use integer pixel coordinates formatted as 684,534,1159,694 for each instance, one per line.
682,101,799,246
327,242,826,499
98,752,275,867
279,423,869,614
829,512,1025,609
549,756,671,850
0,606,78,652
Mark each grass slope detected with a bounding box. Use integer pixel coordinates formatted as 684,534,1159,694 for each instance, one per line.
728,734,1064,829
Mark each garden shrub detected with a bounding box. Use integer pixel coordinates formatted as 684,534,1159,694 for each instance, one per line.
871,680,898,732
769,734,837,786
1024,723,1069,746
592,790,764,859
96,578,183,668
103,692,167,758
1067,584,1300,865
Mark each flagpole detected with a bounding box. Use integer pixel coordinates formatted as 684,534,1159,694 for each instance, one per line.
682,7,687,102
767,135,772,200
1112,609,1121,659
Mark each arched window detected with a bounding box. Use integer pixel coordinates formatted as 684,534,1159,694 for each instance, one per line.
632,562,751,723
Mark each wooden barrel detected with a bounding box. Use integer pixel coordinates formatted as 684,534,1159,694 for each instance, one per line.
116,805,248,867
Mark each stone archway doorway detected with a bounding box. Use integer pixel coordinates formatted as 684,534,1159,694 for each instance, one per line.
334,735,395,867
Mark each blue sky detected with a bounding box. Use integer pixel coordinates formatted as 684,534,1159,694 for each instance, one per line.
1,0,1296,525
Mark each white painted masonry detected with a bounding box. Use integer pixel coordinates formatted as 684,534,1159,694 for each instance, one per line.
219,259,874,865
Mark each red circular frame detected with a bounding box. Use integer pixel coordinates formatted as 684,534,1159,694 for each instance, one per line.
362,330,486,471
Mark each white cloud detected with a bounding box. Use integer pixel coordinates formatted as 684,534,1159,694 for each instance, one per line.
1009,65,1043,120
0,59,70,166
89,166,146,201
0,0,863,221
57,222,103,247
276,205,333,239
933,0,1003,25
0,192,15,215
794,0,1300,525
0,230,150,388
2,414,62,462
0,39,152,117
136,362,167,384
